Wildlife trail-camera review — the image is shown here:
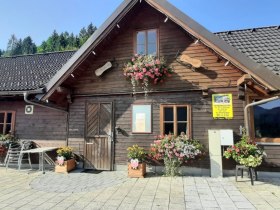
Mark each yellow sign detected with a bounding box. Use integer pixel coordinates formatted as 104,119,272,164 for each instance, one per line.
212,94,233,119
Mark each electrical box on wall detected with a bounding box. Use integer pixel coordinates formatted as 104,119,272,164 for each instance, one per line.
25,105,34,115
220,129,234,146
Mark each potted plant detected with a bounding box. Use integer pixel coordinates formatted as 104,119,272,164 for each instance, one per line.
123,54,173,96
149,134,205,176
127,144,147,178
55,146,76,173
0,134,19,164
224,133,266,168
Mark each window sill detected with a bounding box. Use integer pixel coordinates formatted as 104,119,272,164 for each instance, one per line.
255,138,280,144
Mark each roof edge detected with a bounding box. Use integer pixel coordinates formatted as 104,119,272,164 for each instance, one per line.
42,0,138,100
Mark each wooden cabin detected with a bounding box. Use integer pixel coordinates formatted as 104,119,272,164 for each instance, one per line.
1,0,279,173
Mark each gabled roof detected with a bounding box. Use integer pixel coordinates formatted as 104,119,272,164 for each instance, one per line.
0,51,75,92
216,26,280,77
42,0,280,100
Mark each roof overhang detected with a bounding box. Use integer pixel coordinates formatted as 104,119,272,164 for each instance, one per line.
42,0,280,100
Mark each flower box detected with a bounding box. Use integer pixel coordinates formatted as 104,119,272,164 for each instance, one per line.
128,162,146,178
55,159,76,173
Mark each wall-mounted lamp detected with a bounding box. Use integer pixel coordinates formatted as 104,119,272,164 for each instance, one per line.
117,24,120,29
194,39,199,44
71,73,75,78
225,60,230,66
164,17,169,23
92,51,96,55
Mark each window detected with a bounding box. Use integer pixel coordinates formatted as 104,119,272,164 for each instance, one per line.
252,99,280,141
0,111,16,135
160,105,191,137
136,29,158,55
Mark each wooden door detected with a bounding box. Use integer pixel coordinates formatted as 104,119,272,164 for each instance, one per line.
85,102,113,170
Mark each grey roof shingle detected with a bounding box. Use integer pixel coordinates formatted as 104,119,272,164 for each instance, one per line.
216,26,280,77
0,51,75,91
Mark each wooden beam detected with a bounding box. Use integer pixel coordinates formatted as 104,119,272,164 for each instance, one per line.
237,74,252,86
56,86,71,95
247,81,269,96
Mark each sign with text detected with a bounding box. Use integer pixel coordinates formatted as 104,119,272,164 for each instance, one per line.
212,94,233,119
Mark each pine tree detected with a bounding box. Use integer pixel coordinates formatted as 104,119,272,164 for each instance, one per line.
22,36,37,55
87,23,97,36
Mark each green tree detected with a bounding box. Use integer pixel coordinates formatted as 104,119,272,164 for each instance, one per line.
87,23,96,36
22,36,37,54
79,27,88,45
6,34,19,56
37,41,47,53
59,33,67,49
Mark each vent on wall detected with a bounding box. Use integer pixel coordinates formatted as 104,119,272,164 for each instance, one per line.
25,105,34,115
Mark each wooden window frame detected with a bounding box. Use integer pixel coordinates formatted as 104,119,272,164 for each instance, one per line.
131,104,152,134
247,95,280,143
160,104,192,137
134,29,159,56
0,111,16,135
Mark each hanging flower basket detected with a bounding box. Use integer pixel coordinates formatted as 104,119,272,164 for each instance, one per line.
123,54,173,95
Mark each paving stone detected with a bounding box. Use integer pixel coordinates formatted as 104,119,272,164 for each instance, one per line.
2,168,280,210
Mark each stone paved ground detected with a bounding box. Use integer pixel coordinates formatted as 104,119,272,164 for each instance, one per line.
0,167,279,210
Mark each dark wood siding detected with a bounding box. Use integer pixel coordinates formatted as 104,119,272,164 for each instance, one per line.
0,101,67,145
68,88,244,166
71,3,243,95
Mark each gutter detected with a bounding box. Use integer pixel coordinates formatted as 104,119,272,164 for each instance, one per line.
23,89,68,113
244,96,280,137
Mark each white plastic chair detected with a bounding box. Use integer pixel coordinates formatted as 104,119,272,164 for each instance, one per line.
5,141,32,170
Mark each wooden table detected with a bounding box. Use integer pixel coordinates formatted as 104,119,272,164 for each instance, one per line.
20,147,57,174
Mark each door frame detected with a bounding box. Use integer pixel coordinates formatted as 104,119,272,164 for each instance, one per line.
84,100,115,170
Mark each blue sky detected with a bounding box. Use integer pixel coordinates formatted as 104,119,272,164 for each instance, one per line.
1,0,280,50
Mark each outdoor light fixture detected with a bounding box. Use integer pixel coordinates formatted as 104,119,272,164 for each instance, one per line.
92,51,96,55
194,39,199,44
71,74,75,78
117,24,120,28
164,17,169,23
225,60,230,66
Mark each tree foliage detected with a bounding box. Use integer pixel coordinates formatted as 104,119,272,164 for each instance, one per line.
2,23,96,57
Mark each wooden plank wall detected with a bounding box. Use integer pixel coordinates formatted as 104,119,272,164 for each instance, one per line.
0,101,67,145
72,3,243,95
68,88,244,167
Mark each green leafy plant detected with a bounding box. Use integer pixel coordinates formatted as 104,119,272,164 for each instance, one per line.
56,146,73,160
127,144,146,162
123,54,173,95
149,134,205,176
0,134,18,148
224,133,265,168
